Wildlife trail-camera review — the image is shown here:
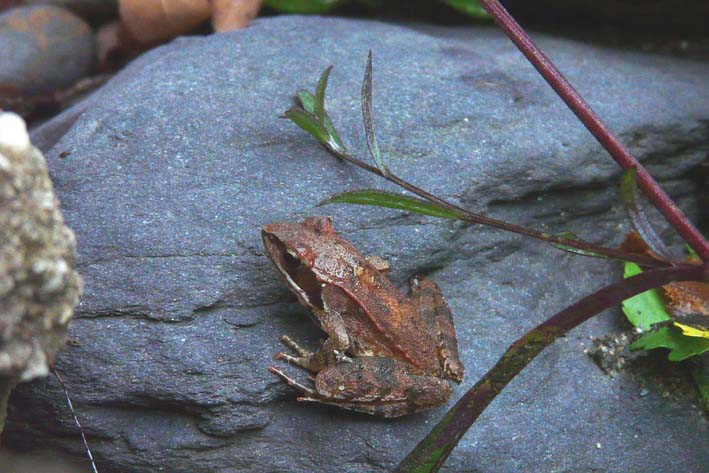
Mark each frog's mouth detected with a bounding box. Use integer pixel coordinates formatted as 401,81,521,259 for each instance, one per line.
264,235,324,311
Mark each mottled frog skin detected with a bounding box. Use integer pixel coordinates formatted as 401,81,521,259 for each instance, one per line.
263,216,464,417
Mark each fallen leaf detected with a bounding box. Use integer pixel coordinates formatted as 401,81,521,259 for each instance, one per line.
119,0,212,44
213,0,262,32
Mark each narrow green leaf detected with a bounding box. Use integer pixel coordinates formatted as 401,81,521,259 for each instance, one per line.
630,326,709,361
550,231,607,258
315,65,333,123
620,167,671,259
299,77,345,152
322,190,464,220
685,244,700,262
361,51,389,176
443,0,490,19
284,107,330,145
621,262,672,330
297,91,315,113
411,445,449,473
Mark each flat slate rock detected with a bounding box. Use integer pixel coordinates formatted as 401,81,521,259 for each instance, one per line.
5,15,709,473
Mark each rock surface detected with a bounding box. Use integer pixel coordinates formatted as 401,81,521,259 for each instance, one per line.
0,110,81,432
4,16,709,472
0,6,95,94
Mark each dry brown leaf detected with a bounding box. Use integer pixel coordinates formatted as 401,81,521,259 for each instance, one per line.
212,0,261,32
621,230,709,337
119,0,212,44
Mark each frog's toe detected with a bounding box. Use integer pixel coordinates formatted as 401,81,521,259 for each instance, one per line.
279,335,312,357
268,366,317,396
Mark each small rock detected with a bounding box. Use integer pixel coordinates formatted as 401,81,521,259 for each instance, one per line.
20,0,118,25
0,6,95,94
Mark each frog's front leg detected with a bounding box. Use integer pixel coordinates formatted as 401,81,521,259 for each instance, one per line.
276,285,352,372
292,356,453,418
409,276,465,383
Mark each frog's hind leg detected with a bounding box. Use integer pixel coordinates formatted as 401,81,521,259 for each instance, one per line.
409,275,465,383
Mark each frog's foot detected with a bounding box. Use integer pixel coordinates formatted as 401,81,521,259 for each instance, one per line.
279,335,311,357
275,335,321,372
268,366,317,397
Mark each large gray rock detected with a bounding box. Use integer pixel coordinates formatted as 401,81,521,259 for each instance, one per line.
4,16,708,472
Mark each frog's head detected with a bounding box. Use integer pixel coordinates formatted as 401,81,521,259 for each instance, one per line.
261,216,335,311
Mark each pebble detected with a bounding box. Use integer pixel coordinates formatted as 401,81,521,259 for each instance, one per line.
20,0,119,25
0,5,95,94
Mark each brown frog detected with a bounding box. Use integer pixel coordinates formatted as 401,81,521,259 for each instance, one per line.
262,216,464,417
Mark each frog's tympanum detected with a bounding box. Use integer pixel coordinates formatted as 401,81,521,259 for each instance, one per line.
262,216,464,417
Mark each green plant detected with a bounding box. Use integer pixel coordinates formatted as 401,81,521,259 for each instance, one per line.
281,1,709,471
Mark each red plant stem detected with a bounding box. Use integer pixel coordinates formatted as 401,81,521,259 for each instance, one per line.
395,262,708,472
478,0,709,262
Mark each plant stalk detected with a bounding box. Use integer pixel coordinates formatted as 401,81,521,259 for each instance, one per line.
327,146,667,268
394,263,707,472
477,0,709,262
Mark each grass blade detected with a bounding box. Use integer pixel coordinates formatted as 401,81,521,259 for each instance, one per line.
361,51,389,176
551,231,608,258
394,263,707,472
315,65,333,123
322,189,464,220
297,90,315,113
620,167,672,259
284,106,330,145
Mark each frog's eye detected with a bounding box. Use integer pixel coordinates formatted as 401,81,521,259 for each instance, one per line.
283,250,302,270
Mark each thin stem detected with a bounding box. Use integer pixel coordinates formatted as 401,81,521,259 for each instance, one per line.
394,262,708,472
52,365,98,473
327,146,668,268
477,0,709,261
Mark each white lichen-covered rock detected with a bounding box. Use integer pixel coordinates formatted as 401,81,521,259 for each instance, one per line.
0,110,81,431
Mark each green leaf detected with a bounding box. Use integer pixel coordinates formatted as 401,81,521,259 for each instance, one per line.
322,190,464,220
284,107,330,145
410,445,448,473
360,51,389,176
297,91,315,114
298,78,345,152
264,0,343,14
550,231,607,258
685,244,700,262
620,167,671,259
444,0,490,19
315,66,333,123
630,326,709,361
621,262,672,330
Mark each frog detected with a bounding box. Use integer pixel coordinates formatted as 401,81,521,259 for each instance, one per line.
261,216,464,417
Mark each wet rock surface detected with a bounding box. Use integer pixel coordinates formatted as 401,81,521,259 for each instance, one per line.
4,16,709,472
